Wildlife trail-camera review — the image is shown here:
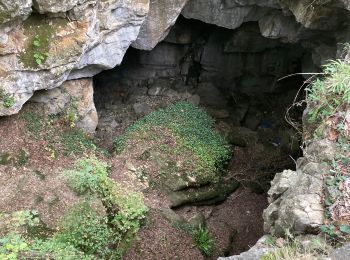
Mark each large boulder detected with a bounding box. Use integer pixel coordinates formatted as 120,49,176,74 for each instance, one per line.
30,78,98,133
0,0,150,116
132,0,189,50
33,0,79,13
263,161,326,236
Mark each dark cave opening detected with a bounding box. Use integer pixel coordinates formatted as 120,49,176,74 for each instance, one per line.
93,15,309,163
92,15,313,256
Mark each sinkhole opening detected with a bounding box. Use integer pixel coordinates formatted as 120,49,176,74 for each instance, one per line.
92,16,313,256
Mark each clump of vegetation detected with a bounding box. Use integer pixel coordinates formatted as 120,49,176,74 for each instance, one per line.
0,158,147,259
262,231,332,260
114,102,231,183
64,158,148,257
55,202,114,258
19,14,67,68
192,225,215,256
32,35,49,66
16,149,29,166
0,152,11,165
306,59,350,125
305,55,350,243
60,129,96,155
22,112,43,135
0,89,15,108
22,109,98,156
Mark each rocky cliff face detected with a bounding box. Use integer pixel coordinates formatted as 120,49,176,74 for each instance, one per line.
0,0,350,117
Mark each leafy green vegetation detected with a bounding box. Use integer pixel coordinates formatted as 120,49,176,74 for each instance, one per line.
16,149,29,166
64,157,148,257
22,112,43,135
192,225,215,256
19,14,67,68
0,233,29,260
305,55,350,243
60,129,96,155
0,89,15,108
32,35,49,66
0,158,147,259
55,202,114,257
306,59,350,124
114,102,231,183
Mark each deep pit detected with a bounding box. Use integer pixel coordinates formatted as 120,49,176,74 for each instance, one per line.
92,16,311,257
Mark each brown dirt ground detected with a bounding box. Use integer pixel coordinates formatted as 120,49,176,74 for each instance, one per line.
0,105,79,229
0,101,269,260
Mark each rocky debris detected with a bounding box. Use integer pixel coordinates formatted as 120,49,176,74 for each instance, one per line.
30,78,98,133
218,235,271,260
263,160,326,236
330,243,350,260
304,139,338,163
226,127,258,147
133,102,151,115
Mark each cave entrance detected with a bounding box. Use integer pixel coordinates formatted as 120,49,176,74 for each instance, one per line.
93,16,311,256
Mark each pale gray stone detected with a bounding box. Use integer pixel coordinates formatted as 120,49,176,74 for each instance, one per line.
132,0,189,50
263,162,326,236
218,236,272,260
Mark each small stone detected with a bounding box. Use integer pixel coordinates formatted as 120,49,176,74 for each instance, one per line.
111,120,119,128
186,94,200,106
126,161,137,172
148,86,162,96
163,89,180,98
133,102,150,115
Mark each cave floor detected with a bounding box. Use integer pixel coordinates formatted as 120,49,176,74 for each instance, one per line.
0,76,300,259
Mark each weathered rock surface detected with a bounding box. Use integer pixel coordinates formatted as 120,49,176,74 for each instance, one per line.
0,0,150,116
31,78,98,133
33,0,79,13
263,160,326,236
218,235,271,260
330,243,350,260
0,0,350,118
132,0,189,50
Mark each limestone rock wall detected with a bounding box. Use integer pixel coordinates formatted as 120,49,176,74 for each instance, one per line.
0,0,350,119
0,0,150,116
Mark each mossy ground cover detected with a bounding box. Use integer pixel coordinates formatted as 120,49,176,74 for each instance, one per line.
114,102,232,185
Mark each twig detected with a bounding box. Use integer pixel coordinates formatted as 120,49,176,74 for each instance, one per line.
277,73,324,81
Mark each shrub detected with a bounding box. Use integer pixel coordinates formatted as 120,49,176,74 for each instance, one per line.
55,202,114,257
64,158,147,256
0,233,29,260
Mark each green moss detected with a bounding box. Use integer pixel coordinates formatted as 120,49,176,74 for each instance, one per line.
19,13,68,68
114,102,232,184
